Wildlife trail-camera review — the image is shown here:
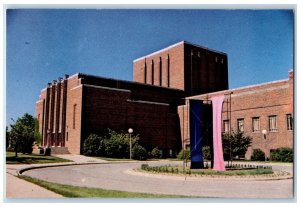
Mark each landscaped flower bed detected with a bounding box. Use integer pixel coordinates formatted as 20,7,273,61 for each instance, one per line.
140,164,274,176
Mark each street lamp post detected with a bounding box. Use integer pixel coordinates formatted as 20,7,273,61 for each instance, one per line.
128,128,133,160
262,129,268,161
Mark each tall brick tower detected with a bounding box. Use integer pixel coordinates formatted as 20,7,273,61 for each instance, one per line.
133,41,229,96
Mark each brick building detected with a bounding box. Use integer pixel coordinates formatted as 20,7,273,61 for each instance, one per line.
36,41,228,156
35,41,293,159
133,41,228,96
178,70,294,159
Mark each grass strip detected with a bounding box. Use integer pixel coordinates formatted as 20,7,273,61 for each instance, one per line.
19,175,194,198
6,152,71,164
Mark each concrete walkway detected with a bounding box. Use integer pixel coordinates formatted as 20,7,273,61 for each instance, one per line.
5,154,107,199
22,161,293,199
6,156,294,199
6,173,63,199
52,154,108,163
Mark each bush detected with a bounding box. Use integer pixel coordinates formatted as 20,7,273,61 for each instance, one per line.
150,147,161,159
270,148,293,162
104,129,139,158
202,146,211,160
177,149,190,160
141,164,149,170
82,134,105,156
132,144,148,160
251,149,265,161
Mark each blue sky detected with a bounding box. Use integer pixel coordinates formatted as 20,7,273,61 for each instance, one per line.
6,9,294,126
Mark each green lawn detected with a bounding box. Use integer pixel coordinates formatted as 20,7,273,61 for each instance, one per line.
19,175,195,198
6,151,72,164
93,156,160,162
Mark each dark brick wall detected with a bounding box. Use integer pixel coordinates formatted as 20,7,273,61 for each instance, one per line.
183,43,228,96
80,75,185,154
133,41,228,96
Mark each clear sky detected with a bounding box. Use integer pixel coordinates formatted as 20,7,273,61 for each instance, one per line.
6,9,294,126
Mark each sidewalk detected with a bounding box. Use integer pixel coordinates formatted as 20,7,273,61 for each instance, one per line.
5,154,107,199
52,154,108,163
5,173,63,199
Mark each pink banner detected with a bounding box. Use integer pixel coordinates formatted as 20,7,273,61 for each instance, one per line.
212,95,226,171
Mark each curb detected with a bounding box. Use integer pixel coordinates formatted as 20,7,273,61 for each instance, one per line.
17,161,141,176
126,169,293,182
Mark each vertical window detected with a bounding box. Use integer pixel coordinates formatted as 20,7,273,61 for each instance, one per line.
269,115,278,132
252,117,260,132
73,104,77,129
151,60,154,85
223,120,229,133
159,57,162,86
287,114,293,130
237,119,244,132
144,59,147,84
167,55,170,87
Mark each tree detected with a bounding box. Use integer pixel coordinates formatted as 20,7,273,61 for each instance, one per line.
10,113,36,156
6,126,10,149
104,129,140,158
222,131,252,160
34,118,42,145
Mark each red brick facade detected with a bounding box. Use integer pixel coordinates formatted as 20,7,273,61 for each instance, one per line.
178,70,294,159
133,41,228,96
35,41,293,159
36,73,186,155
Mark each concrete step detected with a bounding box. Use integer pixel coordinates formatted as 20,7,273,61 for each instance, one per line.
50,147,70,154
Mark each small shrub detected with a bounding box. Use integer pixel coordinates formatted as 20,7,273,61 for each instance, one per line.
270,148,293,162
132,144,148,160
202,146,211,160
150,147,161,159
141,164,149,170
251,149,265,161
82,134,104,156
177,149,190,160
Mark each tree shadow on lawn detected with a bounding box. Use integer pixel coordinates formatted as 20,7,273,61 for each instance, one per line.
6,154,69,164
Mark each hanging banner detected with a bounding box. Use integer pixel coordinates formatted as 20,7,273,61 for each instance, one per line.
189,99,204,169
212,95,226,171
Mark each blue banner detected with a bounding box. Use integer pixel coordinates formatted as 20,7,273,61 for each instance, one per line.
190,99,204,169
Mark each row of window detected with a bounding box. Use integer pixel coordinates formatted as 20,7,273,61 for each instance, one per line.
143,55,170,87
223,114,293,133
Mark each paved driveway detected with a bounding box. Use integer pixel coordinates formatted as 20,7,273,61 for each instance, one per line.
22,161,293,199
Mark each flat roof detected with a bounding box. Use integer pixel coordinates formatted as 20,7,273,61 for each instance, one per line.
186,78,290,100
133,40,227,63
76,72,185,93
